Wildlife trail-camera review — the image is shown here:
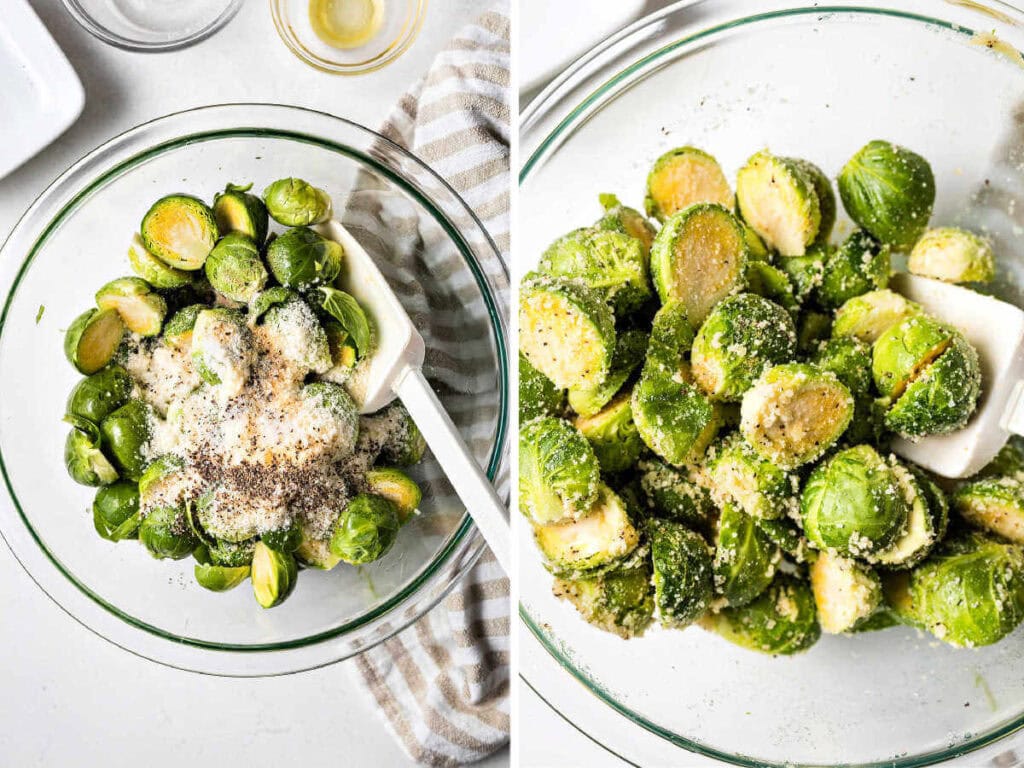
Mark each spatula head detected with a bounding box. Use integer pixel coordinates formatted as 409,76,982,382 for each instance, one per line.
888,273,1024,478
316,220,425,414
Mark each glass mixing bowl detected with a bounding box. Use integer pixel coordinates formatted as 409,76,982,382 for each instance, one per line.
520,1,1024,765
0,104,508,676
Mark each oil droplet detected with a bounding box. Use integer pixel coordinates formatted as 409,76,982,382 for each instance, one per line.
309,0,385,50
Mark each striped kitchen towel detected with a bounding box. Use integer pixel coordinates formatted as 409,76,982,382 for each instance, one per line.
346,6,510,766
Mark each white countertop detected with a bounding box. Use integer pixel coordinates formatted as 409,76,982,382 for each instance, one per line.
0,2,507,766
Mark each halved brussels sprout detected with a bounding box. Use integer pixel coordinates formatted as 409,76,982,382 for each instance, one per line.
642,301,694,381
744,261,798,314
644,146,733,221
567,329,647,417
213,182,269,244
736,150,821,256
64,308,125,375
265,227,343,291
294,524,342,570
95,276,168,337
637,457,714,529
701,573,820,655
815,230,890,310
519,274,616,391
707,433,797,521
713,504,781,607
364,467,422,524
261,521,302,554
756,516,809,562
204,233,268,303
138,454,184,501
649,202,747,325
140,194,218,270
262,177,332,227
65,422,118,486
191,308,254,397
92,481,141,541
195,563,251,592
251,541,299,608
553,559,654,639
595,193,656,254
648,517,714,628
740,363,854,470
742,223,771,262
796,310,832,355
801,445,909,558
832,289,921,344
632,368,720,468
908,227,995,284
810,550,883,634
838,140,935,251
162,303,204,350
520,353,564,421
810,336,872,395
518,417,600,525
207,537,256,567
778,249,826,304
691,294,797,402
301,382,359,451
534,483,640,576
789,157,836,245
872,314,953,399
139,505,196,560
376,402,427,466
330,493,401,564
128,233,192,289
575,391,643,472
953,475,1024,544
539,228,652,314
264,297,332,374
66,365,132,425
99,400,153,482
871,461,947,568
322,319,358,383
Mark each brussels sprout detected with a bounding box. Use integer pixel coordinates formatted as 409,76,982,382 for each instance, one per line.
832,289,922,344
262,177,332,227
810,336,872,395
649,202,748,325
882,332,981,438
809,550,883,634
264,298,332,374
248,286,296,325
534,483,640,576
195,563,251,592
849,611,901,634
302,382,359,449
632,368,720,467
778,249,826,304
261,521,302,553
642,300,694,381
702,574,820,654
322,320,359,382
815,230,891,310
842,395,888,447
789,158,836,246
871,461,947,567
99,400,153,482
213,182,269,244
595,193,656,254
330,493,401,564
204,233,268,303
796,310,832,355
838,140,936,251
128,233,192,289
92,481,141,541
742,223,771,262
95,276,168,337
908,227,995,284
364,467,422,524
64,308,125,375
954,475,1024,544
974,438,1024,480
906,532,1024,647
691,294,797,402
637,457,714,529
801,445,909,558
574,392,643,473
190,308,254,397
139,505,196,560
756,516,809,562
707,433,797,521
648,517,714,628
744,261,798,314
518,417,600,525
265,227,343,291
251,541,299,608
162,303,204,350
539,228,652,314
207,537,256,567
740,363,854,470
644,146,733,221
140,194,219,270
519,274,616,391
713,504,781,607
294,524,342,570
138,454,184,501
880,570,921,628
520,353,564,421
567,329,647,417
377,402,427,466
66,365,132,425
553,559,654,639
736,150,821,256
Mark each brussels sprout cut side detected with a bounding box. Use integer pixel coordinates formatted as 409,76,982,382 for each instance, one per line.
95,277,168,337
909,227,995,284
832,289,921,344
213,182,269,244
364,468,422,524
644,146,733,222
64,308,125,375
128,234,192,289
736,150,821,256
954,476,1024,544
810,550,882,634
567,329,646,417
251,541,298,608
140,194,219,270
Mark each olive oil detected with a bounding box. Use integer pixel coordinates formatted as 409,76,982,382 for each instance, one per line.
309,0,385,49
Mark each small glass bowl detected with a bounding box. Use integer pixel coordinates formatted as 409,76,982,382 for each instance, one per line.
60,0,243,52
270,0,427,75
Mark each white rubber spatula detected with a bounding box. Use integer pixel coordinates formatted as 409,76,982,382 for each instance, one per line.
316,220,511,574
888,272,1024,478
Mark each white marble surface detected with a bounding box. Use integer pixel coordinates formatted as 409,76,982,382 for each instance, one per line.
0,2,507,766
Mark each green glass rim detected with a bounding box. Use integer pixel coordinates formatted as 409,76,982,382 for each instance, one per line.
519,4,1024,766
0,119,509,654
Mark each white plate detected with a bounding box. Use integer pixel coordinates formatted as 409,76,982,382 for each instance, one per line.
0,1,83,181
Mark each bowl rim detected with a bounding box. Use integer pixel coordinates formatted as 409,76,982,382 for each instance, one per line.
519,2,1024,765
0,103,509,675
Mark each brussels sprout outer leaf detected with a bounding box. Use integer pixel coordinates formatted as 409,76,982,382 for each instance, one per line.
262,178,332,227
518,417,600,524
648,518,714,628
67,366,133,425
92,481,141,541
520,353,565,421
265,227,343,291
213,183,269,244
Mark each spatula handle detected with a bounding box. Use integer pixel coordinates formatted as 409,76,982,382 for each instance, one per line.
394,367,511,574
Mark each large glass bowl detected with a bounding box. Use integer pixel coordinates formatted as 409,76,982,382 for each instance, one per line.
519,1,1024,765
0,104,508,676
